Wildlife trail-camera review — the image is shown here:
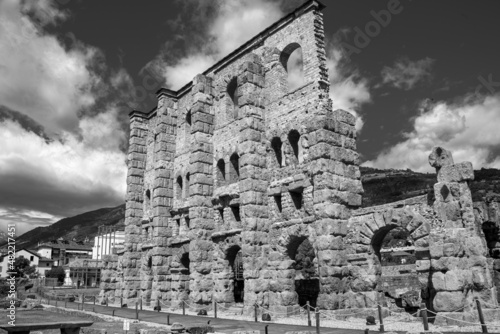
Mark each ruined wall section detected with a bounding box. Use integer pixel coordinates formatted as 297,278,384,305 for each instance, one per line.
475,193,500,303
428,148,495,315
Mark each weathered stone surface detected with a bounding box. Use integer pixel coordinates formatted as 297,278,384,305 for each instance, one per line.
437,162,474,183
102,4,498,322
429,146,454,169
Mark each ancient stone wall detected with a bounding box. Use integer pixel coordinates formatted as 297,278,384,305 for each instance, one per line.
102,0,499,319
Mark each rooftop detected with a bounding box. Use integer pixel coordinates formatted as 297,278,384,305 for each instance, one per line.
37,240,92,251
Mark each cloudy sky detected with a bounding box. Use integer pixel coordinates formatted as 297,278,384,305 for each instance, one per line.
1,0,500,234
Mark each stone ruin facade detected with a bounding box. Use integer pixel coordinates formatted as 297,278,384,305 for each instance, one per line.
100,0,500,323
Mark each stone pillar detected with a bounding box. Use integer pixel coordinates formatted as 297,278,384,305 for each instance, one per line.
188,74,215,305
121,112,148,305
428,147,495,313
309,108,363,309
235,55,269,312
150,91,177,304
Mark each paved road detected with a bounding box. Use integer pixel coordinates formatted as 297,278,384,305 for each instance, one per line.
45,299,375,334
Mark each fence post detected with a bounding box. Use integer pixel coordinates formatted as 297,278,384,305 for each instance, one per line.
82,294,85,310
157,299,160,312
378,304,385,332
420,303,429,331
135,302,139,320
182,301,186,315
265,325,269,334
140,298,143,311
121,296,123,307
254,304,258,322
167,314,170,325
315,307,320,334
105,296,108,307
213,300,217,319
307,301,311,327
475,298,488,333
112,309,115,317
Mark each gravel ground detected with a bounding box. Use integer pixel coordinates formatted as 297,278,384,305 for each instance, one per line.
87,302,500,333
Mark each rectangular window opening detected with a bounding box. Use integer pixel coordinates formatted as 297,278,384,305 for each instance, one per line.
290,190,303,210
231,206,241,222
218,208,224,222
274,195,282,213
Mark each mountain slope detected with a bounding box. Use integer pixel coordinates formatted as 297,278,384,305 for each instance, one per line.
15,204,125,250
360,166,500,207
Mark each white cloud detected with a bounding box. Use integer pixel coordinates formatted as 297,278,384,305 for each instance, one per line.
364,94,500,171
381,57,435,90
327,45,372,132
0,0,129,233
0,208,61,236
146,0,287,90
0,119,127,217
0,0,103,135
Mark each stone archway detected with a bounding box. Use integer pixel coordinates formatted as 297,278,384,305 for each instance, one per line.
348,207,431,311
212,234,244,306
289,237,319,307
169,244,191,308
273,225,319,312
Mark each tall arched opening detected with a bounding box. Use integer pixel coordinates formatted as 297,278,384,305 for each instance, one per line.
371,224,419,313
280,43,304,91
227,245,244,304
287,236,319,307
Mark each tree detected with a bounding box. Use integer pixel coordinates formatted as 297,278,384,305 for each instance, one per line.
46,266,65,283
13,256,38,278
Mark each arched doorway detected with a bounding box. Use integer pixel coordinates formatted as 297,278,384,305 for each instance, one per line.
287,236,319,307
227,246,244,304
374,226,418,312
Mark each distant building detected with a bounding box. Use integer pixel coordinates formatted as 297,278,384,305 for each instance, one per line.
92,229,125,260
37,239,92,266
0,249,54,278
63,258,102,288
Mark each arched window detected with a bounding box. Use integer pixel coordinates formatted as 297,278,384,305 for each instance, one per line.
230,153,240,181
176,176,183,199
217,159,226,185
271,137,283,167
288,130,302,163
185,173,190,198
227,76,239,118
280,43,304,91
